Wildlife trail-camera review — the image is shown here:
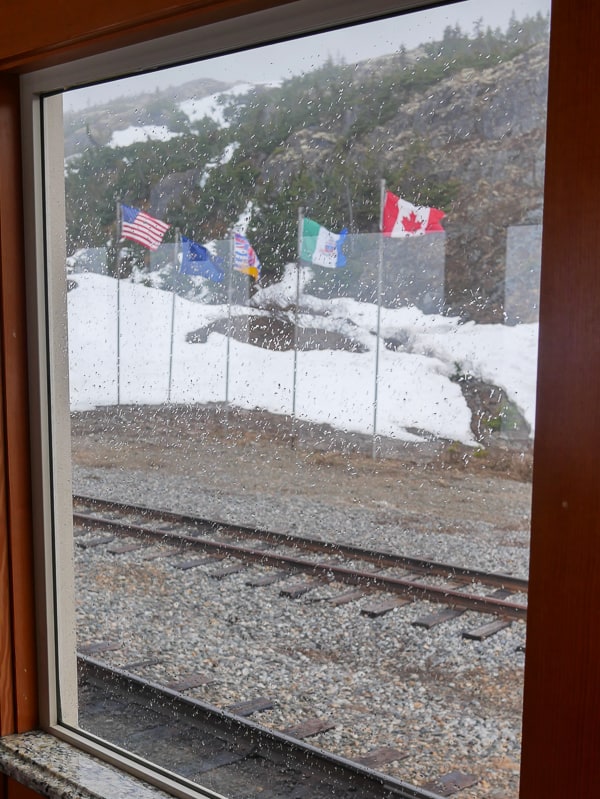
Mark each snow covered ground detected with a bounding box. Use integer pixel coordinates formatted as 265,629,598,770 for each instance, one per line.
67,269,538,446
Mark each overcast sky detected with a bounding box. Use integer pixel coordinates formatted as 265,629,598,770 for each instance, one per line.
64,0,550,111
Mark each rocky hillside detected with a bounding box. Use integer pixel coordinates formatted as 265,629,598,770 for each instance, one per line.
260,44,547,321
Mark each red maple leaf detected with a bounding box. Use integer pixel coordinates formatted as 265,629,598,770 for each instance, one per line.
401,211,424,233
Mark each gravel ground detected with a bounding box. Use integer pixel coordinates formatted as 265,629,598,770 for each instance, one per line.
72,404,532,799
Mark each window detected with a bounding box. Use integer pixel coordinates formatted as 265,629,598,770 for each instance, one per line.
21,0,550,797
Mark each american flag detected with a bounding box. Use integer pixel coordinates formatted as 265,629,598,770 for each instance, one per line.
120,204,170,251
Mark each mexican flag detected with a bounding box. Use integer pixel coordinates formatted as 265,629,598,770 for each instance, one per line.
301,217,347,268
382,191,445,237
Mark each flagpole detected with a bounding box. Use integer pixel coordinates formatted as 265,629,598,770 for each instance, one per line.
292,208,303,448
225,230,234,410
116,200,122,407
167,228,180,403
372,179,386,459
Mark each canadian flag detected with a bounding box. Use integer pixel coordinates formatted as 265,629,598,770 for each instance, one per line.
382,190,445,237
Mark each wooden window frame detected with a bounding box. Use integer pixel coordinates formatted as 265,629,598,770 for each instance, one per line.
2,0,600,795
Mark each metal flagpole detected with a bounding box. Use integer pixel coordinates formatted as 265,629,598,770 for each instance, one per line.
167,228,180,403
372,179,386,459
292,208,303,447
225,230,234,409
116,201,122,406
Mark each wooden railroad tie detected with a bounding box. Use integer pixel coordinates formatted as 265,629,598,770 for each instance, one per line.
462,619,512,641
227,697,274,716
360,597,411,617
421,770,478,796
76,536,115,549
412,608,465,629
329,589,368,606
280,718,335,739
209,562,246,579
171,556,225,570
142,547,185,561
107,542,147,554
246,571,288,587
355,746,408,768
280,581,317,599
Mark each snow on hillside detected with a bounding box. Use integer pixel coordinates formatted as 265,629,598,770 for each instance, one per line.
179,82,258,127
109,125,182,148
105,82,271,147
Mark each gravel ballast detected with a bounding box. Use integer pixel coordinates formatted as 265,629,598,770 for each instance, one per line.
72,405,532,799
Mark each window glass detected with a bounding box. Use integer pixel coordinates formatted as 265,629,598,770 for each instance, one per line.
58,1,550,796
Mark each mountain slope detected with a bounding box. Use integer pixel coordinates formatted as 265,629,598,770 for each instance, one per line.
64,17,549,322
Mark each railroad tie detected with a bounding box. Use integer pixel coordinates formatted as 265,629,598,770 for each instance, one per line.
421,770,479,796
142,547,186,561
171,556,225,570
355,746,408,767
246,571,288,587
462,619,512,641
209,562,246,579
280,717,335,739
76,536,115,549
280,581,317,599
107,542,147,554
412,608,465,629
227,697,274,716
329,588,367,606
360,597,411,617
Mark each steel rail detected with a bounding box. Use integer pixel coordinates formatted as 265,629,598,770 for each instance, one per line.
73,494,529,592
73,504,527,620
78,655,445,799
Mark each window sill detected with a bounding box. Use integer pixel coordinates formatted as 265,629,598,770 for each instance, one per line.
0,731,169,799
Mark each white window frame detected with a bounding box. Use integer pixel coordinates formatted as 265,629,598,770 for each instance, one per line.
19,0,500,795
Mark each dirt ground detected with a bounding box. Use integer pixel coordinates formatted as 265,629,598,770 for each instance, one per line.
70,403,533,533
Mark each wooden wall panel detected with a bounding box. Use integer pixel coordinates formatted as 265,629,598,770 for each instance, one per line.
6,778,41,799
0,79,17,739
0,74,37,733
519,0,600,795
0,0,294,71
0,426,14,736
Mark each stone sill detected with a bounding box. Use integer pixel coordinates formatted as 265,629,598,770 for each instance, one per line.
0,731,170,799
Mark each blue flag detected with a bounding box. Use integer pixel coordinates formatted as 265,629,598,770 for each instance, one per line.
180,236,224,283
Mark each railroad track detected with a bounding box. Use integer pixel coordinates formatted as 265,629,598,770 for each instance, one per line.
73,494,527,630
74,494,523,796
78,655,474,799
